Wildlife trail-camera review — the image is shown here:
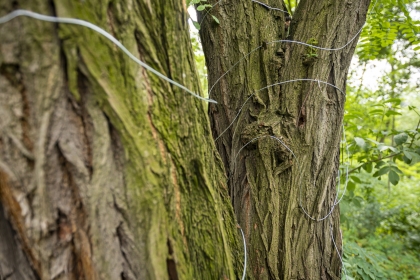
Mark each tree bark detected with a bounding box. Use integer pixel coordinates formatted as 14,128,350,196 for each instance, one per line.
200,0,370,279
0,0,242,279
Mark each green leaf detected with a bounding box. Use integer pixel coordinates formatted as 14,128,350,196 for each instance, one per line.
366,138,381,145
388,170,399,185
375,161,386,169
394,133,408,145
354,137,366,149
352,196,364,208
362,162,373,173
377,144,397,153
390,166,403,174
402,154,412,164
369,109,383,115
384,98,401,105
385,110,402,117
351,176,362,183
347,181,356,192
211,15,220,24
373,166,389,177
403,150,420,164
196,4,211,11
403,151,414,160
193,21,201,30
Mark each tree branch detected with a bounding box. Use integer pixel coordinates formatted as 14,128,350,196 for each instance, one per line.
347,152,402,175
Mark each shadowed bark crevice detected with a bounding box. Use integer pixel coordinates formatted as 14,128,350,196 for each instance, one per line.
76,70,94,178
55,143,94,280
0,63,34,161
116,223,140,280
166,239,179,280
0,202,38,280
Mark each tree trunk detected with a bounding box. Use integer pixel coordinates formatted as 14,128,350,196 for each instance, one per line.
0,1,242,279
200,0,370,279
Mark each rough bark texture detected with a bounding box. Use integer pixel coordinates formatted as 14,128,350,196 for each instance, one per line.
200,0,370,279
0,0,242,279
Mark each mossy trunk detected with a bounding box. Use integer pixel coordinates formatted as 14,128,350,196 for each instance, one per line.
200,0,370,279
0,1,242,279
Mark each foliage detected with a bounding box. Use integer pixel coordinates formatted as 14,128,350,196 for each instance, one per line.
190,28,208,94
343,90,420,186
341,0,420,278
306,38,318,58
344,0,420,187
187,0,219,30
341,177,420,279
284,0,299,15
187,0,211,10
358,0,420,60
343,239,420,280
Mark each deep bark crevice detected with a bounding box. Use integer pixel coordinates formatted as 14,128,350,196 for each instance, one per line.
116,223,138,280
166,239,179,280
0,202,38,280
106,2,117,39
76,70,94,178
55,144,93,280
0,63,34,161
0,171,41,278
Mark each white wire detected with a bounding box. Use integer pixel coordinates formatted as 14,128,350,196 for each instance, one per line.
228,135,335,221
251,0,288,13
297,81,349,221
229,124,349,222
208,40,352,96
208,45,262,96
298,124,350,222
0,9,217,104
207,36,350,97
199,0,288,28
259,0,378,53
336,125,350,205
239,226,247,280
207,0,379,97
230,133,350,278
215,78,345,142
231,135,295,177
330,220,347,280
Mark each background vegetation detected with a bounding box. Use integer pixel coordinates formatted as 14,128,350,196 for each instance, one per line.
341,0,420,278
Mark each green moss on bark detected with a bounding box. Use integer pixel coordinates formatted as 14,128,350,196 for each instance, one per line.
0,0,243,279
